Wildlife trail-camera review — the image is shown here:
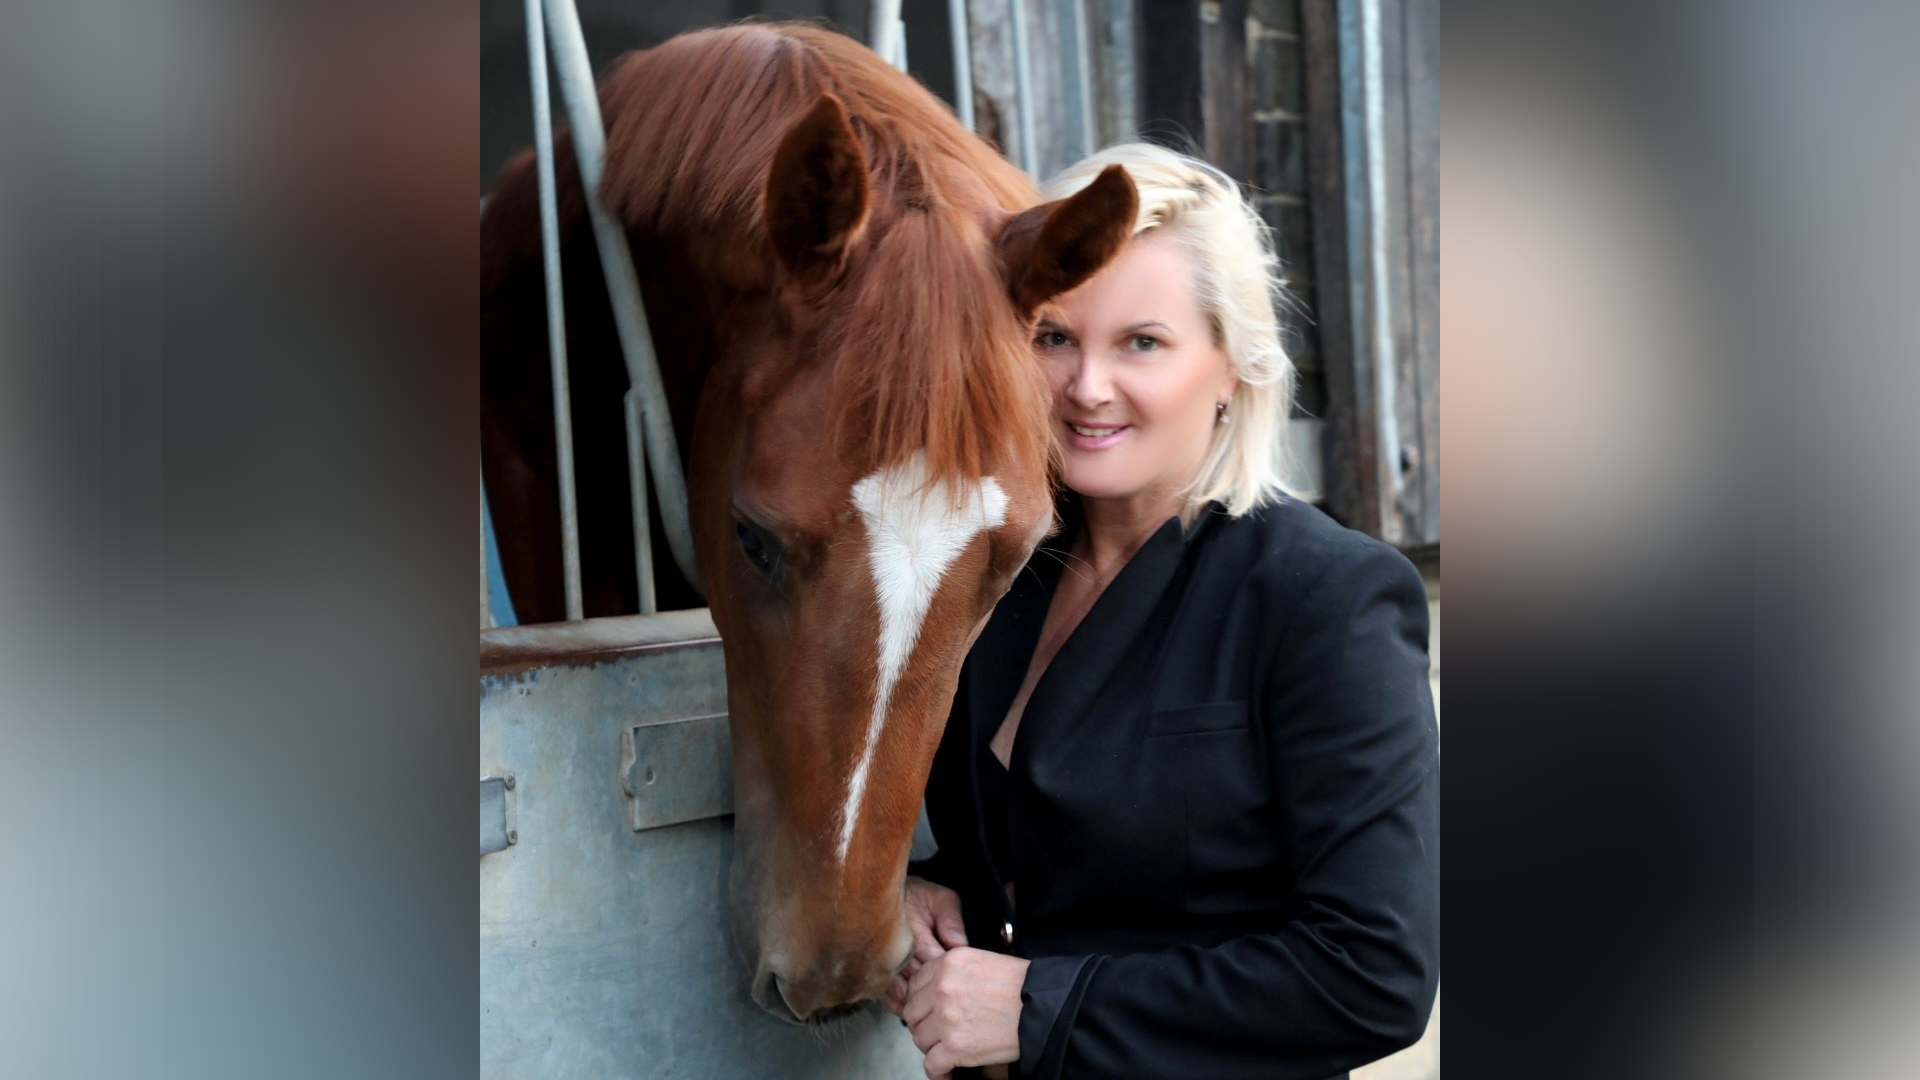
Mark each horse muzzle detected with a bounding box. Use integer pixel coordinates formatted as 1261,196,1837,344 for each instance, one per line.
748,931,912,1024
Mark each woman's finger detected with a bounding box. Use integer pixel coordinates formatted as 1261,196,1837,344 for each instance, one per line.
907,1015,941,1054
907,948,950,997
933,897,969,948
911,924,946,964
921,1040,954,1080
901,978,936,1027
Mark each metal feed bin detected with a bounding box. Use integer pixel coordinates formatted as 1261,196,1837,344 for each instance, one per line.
479,610,924,1078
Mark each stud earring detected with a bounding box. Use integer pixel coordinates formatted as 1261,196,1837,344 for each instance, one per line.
1215,401,1231,425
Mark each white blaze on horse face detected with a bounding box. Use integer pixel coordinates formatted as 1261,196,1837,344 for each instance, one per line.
840,454,1009,863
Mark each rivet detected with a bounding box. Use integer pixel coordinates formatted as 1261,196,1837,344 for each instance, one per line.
506,829,519,845
503,774,516,791
644,766,657,785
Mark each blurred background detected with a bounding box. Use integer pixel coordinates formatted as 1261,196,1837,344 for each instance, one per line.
3,0,1917,1077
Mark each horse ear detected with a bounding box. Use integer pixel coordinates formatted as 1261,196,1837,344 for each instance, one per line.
765,94,871,280
995,165,1139,320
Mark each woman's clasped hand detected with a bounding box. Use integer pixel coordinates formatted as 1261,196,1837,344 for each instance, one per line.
885,877,1027,1080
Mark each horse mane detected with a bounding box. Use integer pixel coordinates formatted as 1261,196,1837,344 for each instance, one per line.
597,23,1055,496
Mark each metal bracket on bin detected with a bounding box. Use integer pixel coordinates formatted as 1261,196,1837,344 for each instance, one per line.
480,773,519,856
621,713,733,832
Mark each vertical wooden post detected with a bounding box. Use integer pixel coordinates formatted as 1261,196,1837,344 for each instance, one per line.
1302,0,1438,548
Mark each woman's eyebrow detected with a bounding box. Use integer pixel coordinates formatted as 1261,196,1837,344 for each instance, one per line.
1119,321,1174,336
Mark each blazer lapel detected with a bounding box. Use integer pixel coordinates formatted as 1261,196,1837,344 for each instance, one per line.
1010,512,1187,772
965,547,1061,749
955,527,1065,893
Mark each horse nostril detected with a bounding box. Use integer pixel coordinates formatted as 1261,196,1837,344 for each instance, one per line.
772,975,809,1024
751,971,789,1020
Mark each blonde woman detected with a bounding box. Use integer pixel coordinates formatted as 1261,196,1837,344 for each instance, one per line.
886,144,1440,1080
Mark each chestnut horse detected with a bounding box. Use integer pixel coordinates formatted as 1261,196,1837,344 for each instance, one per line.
481,24,1136,1021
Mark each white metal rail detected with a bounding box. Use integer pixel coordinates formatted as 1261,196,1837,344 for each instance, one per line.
511,0,708,622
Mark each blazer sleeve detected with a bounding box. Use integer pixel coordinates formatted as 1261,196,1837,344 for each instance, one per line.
1017,542,1441,1080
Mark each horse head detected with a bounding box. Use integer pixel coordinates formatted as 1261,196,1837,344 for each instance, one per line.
693,93,1136,1023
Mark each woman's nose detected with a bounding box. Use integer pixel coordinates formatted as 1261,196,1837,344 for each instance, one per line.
1063,357,1113,410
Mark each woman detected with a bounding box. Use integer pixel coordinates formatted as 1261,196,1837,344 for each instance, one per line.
884,143,1440,1080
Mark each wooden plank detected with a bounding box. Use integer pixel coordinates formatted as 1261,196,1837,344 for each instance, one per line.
1201,0,1252,181
1088,0,1137,146
1300,0,1438,547
966,0,1075,178
1136,0,1205,150
1131,0,1253,215
963,0,1017,160
1301,0,1375,533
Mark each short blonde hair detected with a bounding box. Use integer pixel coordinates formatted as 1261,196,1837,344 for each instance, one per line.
1043,143,1299,522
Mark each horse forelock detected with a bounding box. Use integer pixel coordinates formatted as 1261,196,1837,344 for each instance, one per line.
596,24,1053,500
824,210,1056,505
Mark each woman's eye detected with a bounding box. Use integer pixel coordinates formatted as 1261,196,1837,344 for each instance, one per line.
1131,335,1162,352
1033,329,1071,350
736,521,774,574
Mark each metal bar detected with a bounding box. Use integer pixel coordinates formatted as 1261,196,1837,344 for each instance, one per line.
527,0,584,621
541,0,704,598
1328,0,1404,541
1356,0,1402,504
623,390,657,615
871,0,903,70
1008,0,1039,176
947,0,975,130
1061,0,1095,162
1093,0,1136,146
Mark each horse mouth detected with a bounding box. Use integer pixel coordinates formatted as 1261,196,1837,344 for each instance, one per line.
753,971,875,1026
804,1001,870,1027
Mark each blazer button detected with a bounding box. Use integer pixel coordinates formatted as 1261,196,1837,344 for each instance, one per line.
1001,921,1014,945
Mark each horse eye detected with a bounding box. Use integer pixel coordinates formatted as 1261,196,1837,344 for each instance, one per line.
736,520,774,574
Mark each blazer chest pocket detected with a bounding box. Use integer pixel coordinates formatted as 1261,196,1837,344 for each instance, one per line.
1146,700,1251,738
1146,701,1273,911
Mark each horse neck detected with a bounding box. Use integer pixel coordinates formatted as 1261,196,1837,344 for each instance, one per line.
623,236,731,461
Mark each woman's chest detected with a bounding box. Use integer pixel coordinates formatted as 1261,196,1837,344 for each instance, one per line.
1001,620,1284,925
988,570,1106,768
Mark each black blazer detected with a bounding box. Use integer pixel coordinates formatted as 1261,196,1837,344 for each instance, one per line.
911,495,1440,1080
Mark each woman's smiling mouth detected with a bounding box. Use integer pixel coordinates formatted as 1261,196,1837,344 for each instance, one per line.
1064,421,1130,449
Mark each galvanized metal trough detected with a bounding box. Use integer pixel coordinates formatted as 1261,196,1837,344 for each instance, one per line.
479,610,923,1078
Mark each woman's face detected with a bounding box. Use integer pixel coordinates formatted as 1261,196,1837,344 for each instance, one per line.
1035,229,1238,511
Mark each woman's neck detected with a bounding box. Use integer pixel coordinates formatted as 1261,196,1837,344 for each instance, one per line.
1073,490,1185,584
